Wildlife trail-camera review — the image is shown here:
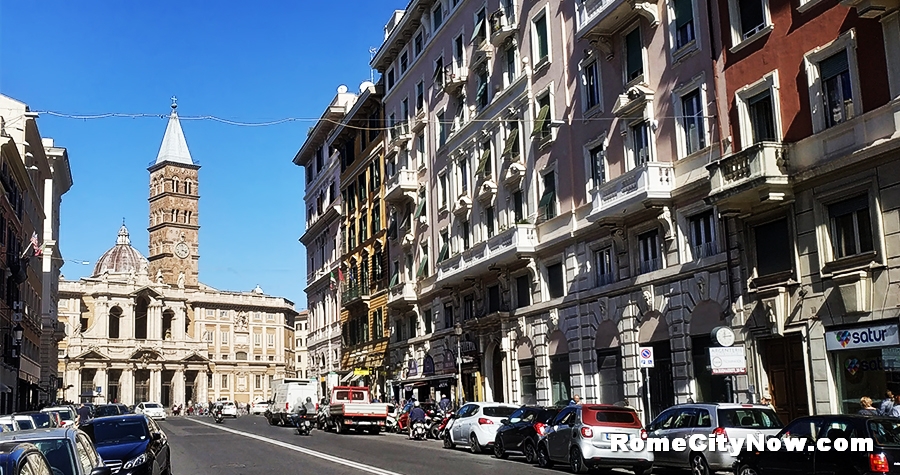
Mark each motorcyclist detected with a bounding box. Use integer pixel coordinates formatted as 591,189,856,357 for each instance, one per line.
303,397,316,415
408,401,427,439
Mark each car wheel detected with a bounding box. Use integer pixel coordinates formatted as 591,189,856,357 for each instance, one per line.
470,433,482,454
523,440,537,464
443,432,456,449
570,446,588,473
493,436,508,459
691,453,710,475
537,443,554,469
737,465,760,475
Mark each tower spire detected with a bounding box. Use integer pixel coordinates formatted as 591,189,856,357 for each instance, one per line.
154,97,194,166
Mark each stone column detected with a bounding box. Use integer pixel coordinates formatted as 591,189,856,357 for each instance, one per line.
93,298,109,338
173,305,186,341
94,367,108,403
120,368,134,406
150,302,163,341
174,368,185,407
65,367,79,403
198,370,209,404
151,368,162,403
122,303,135,340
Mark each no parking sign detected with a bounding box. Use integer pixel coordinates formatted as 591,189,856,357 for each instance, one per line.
639,347,654,368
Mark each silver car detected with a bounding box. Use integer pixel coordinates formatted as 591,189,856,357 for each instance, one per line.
537,404,653,474
646,403,783,474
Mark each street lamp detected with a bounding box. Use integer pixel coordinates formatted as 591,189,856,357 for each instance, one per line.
11,323,23,412
454,324,462,409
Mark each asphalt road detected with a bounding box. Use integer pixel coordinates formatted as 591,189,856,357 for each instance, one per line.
157,414,552,475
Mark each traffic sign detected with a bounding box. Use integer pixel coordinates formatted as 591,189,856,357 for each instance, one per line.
639,347,654,368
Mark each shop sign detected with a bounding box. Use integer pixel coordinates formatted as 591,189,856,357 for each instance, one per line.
353,368,370,376
825,324,900,351
709,346,747,375
460,340,478,354
407,359,418,377
443,351,456,372
423,355,435,376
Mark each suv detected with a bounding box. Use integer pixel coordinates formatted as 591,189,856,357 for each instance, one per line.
537,404,652,475
646,403,783,474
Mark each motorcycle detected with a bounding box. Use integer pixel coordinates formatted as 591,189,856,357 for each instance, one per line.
410,420,427,440
427,411,444,439
214,410,224,424
440,414,456,448
291,413,314,436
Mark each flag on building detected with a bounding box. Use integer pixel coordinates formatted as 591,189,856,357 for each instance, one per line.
329,271,336,290
338,268,344,282
30,232,42,257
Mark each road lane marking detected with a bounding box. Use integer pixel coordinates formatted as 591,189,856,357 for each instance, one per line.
185,418,404,475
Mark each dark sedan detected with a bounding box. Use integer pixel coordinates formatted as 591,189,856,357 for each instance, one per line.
93,405,129,418
0,441,57,475
80,415,170,475
493,406,561,463
0,427,111,475
736,414,900,474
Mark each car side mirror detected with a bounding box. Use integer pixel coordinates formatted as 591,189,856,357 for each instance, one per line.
151,432,162,441
90,467,112,475
500,419,509,426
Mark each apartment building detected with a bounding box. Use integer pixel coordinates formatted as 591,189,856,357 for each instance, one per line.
295,310,308,378
334,82,391,398
296,86,358,397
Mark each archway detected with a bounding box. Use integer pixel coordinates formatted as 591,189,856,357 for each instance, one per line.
547,330,570,406
134,296,149,339
689,300,729,403
516,339,536,404
108,306,122,339
638,311,673,419
485,343,505,403
162,309,174,340
595,320,623,404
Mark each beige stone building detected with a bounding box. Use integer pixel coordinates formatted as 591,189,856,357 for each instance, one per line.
295,310,308,378
58,101,297,407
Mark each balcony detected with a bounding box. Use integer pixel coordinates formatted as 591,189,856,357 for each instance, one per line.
489,9,517,47
436,224,537,287
411,109,428,132
575,0,660,41
444,66,468,95
384,169,417,204
387,281,417,310
341,277,370,306
300,198,342,245
453,195,472,217
389,121,412,148
706,142,790,210
588,162,674,220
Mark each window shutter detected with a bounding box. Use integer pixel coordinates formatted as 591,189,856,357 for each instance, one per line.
414,198,426,219
674,0,693,29
476,148,491,174
503,128,519,156
417,256,429,278
389,272,398,287
532,105,550,137
819,50,849,81
828,194,869,217
539,189,555,208
471,19,485,42
476,82,488,102
439,242,450,262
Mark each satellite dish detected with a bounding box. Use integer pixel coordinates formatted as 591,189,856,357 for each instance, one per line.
337,85,349,94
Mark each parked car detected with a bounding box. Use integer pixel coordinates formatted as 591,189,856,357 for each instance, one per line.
0,441,59,475
647,403,783,475
493,405,561,463
536,404,653,475
249,401,269,415
15,412,57,430
40,407,77,428
133,403,166,421
93,405,129,418
219,401,238,418
444,402,519,454
0,426,111,475
0,417,20,432
80,414,171,475
11,415,34,431
736,414,900,475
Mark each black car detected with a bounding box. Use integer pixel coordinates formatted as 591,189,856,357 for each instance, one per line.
0,427,111,475
0,441,57,475
493,406,562,463
736,414,900,475
80,415,170,475
93,405,129,418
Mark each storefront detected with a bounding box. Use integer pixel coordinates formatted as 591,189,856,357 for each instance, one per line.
826,323,900,414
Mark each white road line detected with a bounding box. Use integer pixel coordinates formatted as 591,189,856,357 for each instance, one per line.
185,418,404,475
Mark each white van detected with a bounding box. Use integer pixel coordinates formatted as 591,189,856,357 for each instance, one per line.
267,378,318,426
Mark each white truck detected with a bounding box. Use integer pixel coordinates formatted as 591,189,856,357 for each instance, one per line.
266,378,319,426
322,386,388,434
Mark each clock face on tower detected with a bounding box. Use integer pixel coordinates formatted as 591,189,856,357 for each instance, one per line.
174,242,190,259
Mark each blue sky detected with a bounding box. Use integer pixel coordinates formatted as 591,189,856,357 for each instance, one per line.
0,1,401,309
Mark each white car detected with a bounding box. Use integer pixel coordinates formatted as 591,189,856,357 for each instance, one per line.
135,401,167,420
444,402,519,453
41,406,77,427
250,401,269,415
0,416,20,431
219,401,238,418
11,414,34,430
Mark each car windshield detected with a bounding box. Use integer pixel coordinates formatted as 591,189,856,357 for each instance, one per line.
870,420,900,447
32,439,77,475
28,413,52,428
95,406,120,417
482,406,517,418
53,410,74,421
87,419,150,446
718,408,783,429
144,403,161,409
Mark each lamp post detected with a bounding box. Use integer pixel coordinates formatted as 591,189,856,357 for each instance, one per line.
454,324,462,409
62,354,70,404
11,323,22,412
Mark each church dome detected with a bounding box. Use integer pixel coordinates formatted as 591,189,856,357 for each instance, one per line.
92,225,148,277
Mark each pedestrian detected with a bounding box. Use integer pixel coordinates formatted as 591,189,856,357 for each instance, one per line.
881,390,895,415
569,394,582,406
76,403,91,425
891,394,900,418
439,393,451,412
859,397,879,416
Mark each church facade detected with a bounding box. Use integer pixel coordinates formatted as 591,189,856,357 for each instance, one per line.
57,101,298,407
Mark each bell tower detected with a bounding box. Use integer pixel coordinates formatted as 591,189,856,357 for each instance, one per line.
148,97,200,288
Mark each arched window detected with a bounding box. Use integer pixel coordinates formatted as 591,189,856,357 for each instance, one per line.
162,309,174,340
185,180,193,195
171,209,177,223
172,177,180,193
135,296,149,339
109,306,122,339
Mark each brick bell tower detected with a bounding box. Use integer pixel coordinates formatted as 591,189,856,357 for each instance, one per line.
148,97,200,288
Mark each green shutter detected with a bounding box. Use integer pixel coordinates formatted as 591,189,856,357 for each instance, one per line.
439,242,449,262
539,189,555,208
503,128,519,156
471,19,485,42
433,61,444,81
476,148,491,174
417,256,429,278
674,0,693,29
532,105,550,137
414,198,426,219
476,82,487,103
390,272,398,287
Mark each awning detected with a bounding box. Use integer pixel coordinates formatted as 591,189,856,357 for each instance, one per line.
340,372,354,383
0,384,10,393
397,374,456,387
349,373,364,383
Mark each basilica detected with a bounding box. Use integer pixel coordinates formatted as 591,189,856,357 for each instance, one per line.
57,101,298,407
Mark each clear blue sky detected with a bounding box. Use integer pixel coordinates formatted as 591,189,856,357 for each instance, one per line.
0,1,400,309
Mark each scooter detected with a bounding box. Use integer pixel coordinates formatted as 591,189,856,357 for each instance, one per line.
427,411,444,439
214,409,224,424
410,420,427,440
441,414,457,448
291,413,314,436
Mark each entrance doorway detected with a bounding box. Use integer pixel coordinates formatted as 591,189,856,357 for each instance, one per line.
647,340,674,420
489,345,505,403
760,334,809,424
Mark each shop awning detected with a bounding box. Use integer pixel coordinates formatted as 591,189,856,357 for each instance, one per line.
397,374,456,387
340,372,354,383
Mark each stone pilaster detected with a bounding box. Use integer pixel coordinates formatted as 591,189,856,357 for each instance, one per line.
94,367,107,403
151,368,162,403
120,368,134,406
173,368,185,406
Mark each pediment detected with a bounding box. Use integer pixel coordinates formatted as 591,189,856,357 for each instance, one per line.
179,352,210,363
129,348,163,361
129,286,162,298
76,348,110,360
612,84,655,118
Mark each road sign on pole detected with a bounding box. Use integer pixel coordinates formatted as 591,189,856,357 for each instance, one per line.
639,347,654,368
